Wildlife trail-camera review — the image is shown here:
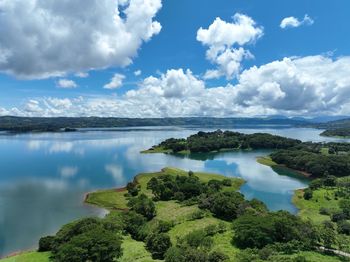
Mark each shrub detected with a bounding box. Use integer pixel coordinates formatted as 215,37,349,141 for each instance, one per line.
126,181,140,196
122,211,147,240
157,220,173,233
53,228,122,262
221,179,232,187
146,233,172,259
303,188,313,200
127,194,156,220
208,251,228,262
338,220,350,235
38,236,55,252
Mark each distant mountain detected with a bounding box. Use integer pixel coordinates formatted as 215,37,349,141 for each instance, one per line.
0,116,310,133
315,117,350,129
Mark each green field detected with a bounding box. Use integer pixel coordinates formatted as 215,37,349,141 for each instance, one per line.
1,252,51,262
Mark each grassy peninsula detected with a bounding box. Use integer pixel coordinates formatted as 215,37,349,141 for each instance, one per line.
3,167,346,262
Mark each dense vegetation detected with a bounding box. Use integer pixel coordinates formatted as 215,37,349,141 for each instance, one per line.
146,130,302,153
0,116,308,133
8,168,341,262
270,142,350,178
321,128,350,138
293,175,350,255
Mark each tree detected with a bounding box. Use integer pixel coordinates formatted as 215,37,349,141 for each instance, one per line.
303,188,313,200
122,211,147,240
38,236,55,252
53,228,122,262
207,192,245,220
128,194,156,220
146,233,172,259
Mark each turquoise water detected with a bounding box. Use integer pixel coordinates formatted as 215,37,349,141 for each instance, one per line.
0,126,346,257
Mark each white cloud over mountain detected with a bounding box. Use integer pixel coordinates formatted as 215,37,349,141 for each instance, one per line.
280,15,314,29
0,0,162,79
3,55,350,117
197,13,263,80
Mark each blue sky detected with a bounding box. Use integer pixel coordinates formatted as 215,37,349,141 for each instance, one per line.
0,0,350,117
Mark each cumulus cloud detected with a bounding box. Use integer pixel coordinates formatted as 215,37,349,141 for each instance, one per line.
57,79,78,89
75,72,89,78
134,70,142,76
3,56,350,117
104,73,126,89
197,13,263,80
0,0,162,79
280,15,314,29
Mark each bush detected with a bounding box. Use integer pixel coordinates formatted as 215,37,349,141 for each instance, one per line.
204,191,245,221
319,207,331,215
146,233,172,259
165,247,186,262
53,228,122,262
122,211,147,241
221,179,232,187
157,220,173,233
126,181,140,196
190,210,206,220
127,194,156,220
183,229,213,250
338,220,350,235
208,251,228,262
38,236,55,252
303,188,313,200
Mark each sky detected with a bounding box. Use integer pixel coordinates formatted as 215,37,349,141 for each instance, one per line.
0,0,350,117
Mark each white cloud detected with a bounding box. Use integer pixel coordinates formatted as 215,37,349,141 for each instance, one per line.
75,72,89,78
3,56,350,117
0,0,162,79
57,79,78,89
104,73,125,89
134,70,142,76
280,15,314,29
197,13,263,80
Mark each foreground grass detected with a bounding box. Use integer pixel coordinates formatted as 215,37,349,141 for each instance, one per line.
1,252,50,262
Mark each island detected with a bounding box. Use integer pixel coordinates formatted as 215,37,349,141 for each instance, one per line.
2,167,347,262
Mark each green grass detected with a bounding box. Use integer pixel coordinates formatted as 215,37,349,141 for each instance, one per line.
321,147,330,155
293,188,340,224
155,201,200,223
140,146,173,154
0,252,50,262
86,189,129,210
212,230,239,261
86,167,244,211
120,236,160,262
256,156,277,167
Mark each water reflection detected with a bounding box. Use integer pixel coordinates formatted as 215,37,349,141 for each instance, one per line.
0,127,346,256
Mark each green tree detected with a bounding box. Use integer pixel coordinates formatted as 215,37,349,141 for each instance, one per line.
146,233,172,259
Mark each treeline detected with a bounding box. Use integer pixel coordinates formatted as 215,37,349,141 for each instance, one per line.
154,130,302,153
0,116,308,133
270,141,350,178
321,128,350,137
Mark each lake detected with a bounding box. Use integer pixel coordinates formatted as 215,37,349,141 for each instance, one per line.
0,126,348,257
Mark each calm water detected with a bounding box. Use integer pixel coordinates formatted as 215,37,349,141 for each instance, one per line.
0,126,348,257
